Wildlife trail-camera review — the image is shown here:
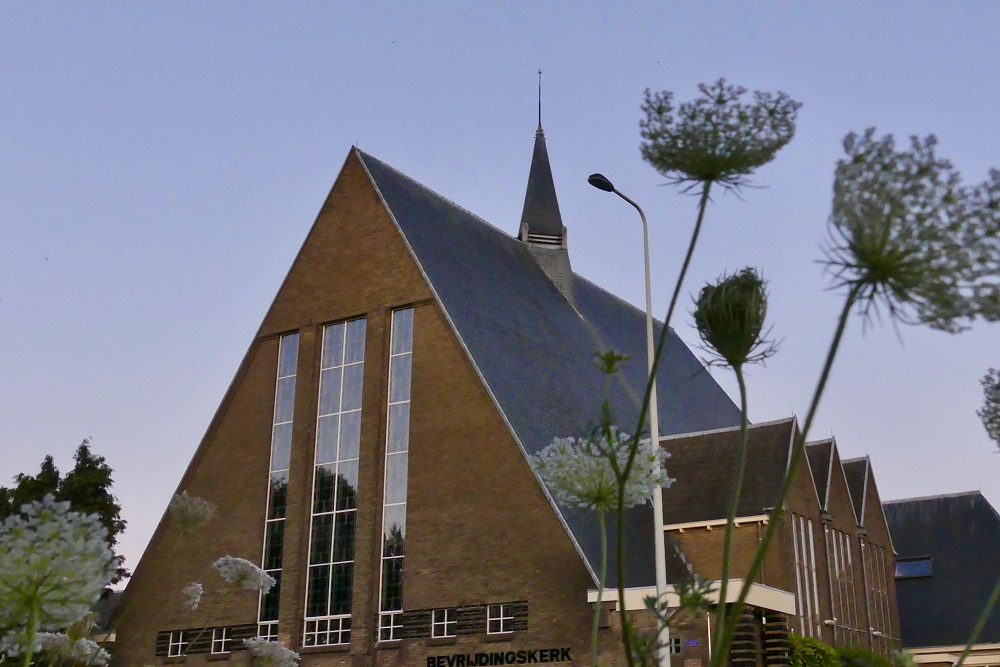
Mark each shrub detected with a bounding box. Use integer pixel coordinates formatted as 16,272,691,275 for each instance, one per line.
837,645,893,667
789,634,838,667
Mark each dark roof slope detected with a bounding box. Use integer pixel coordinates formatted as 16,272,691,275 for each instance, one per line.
842,457,868,525
806,440,833,510
659,419,795,524
356,149,742,586
884,492,1000,647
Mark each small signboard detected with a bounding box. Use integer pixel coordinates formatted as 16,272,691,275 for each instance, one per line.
684,639,700,647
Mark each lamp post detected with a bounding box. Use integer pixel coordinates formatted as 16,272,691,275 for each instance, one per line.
588,173,670,667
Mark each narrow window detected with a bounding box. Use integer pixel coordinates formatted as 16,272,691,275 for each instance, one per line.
487,604,515,635
378,308,413,641
790,513,805,635
257,332,299,640
432,609,457,638
797,516,813,637
167,631,187,657
807,519,821,637
211,627,232,655
669,636,682,655
303,319,367,647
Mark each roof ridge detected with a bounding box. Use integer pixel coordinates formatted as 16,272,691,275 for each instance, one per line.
883,490,984,504
805,438,834,447
659,415,794,442
841,456,868,464
354,149,521,245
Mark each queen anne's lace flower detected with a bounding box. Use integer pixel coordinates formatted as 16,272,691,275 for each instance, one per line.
0,630,110,665
213,556,275,593
824,130,1000,332
530,428,672,512
168,491,217,534
640,78,801,191
244,637,300,666
694,268,777,369
0,496,115,631
181,581,204,610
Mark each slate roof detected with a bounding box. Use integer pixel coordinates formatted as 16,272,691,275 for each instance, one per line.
842,457,869,524
884,491,1000,647
806,440,834,510
356,149,742,587
659,418,795,524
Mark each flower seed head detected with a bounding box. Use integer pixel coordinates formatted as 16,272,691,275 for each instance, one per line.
693,267,776,369
824,129,1000,332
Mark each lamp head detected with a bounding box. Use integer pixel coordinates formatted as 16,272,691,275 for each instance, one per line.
588,173,615,193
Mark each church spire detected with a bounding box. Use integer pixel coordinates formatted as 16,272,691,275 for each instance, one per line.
519,70,565,243
518,72,574,303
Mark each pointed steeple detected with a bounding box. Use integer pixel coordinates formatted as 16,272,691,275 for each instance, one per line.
517,74,574,303
518,124,566,242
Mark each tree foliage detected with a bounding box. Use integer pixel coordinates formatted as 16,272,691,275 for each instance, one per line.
0,440,128,585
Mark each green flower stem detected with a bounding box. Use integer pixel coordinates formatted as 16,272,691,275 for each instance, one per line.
591,509,608,667
956,568,1000,667
713,364,749,648
23,597,40,667
614,181,713,666
710,285,860,667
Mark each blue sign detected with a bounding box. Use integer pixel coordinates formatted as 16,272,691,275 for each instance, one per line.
684,639,700,647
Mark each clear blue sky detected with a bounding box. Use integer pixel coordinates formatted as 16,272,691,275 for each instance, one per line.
1,3,997,574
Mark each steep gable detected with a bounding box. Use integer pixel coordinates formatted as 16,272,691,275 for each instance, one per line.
660,418,795,524
806,439,834,511
843,457,869,525
356,150,741,586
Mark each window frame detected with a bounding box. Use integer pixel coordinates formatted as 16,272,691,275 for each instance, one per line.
167,630,187,658
211,627,232,655
487,604,514,635
431,608,457,639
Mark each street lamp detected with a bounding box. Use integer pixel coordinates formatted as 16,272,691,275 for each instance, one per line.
588,173,670,667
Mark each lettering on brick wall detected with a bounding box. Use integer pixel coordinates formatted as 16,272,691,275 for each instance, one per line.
427,647,572,666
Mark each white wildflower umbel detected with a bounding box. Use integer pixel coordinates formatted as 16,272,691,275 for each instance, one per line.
0,631,111,666
244,637,300,666
168,490,216,535
531,428,670,667
640,78,801,192
531,429,671,512
0,496,115,630
213,556,275,593
181,581,204,610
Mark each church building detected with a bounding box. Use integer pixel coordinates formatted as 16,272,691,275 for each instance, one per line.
114,121,899,666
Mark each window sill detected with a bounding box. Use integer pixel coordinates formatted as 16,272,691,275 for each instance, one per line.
427,637,457,646
207,653,231,662
164,658,186,665
484,633,514,643
299,644,350,654
376,640,403,650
